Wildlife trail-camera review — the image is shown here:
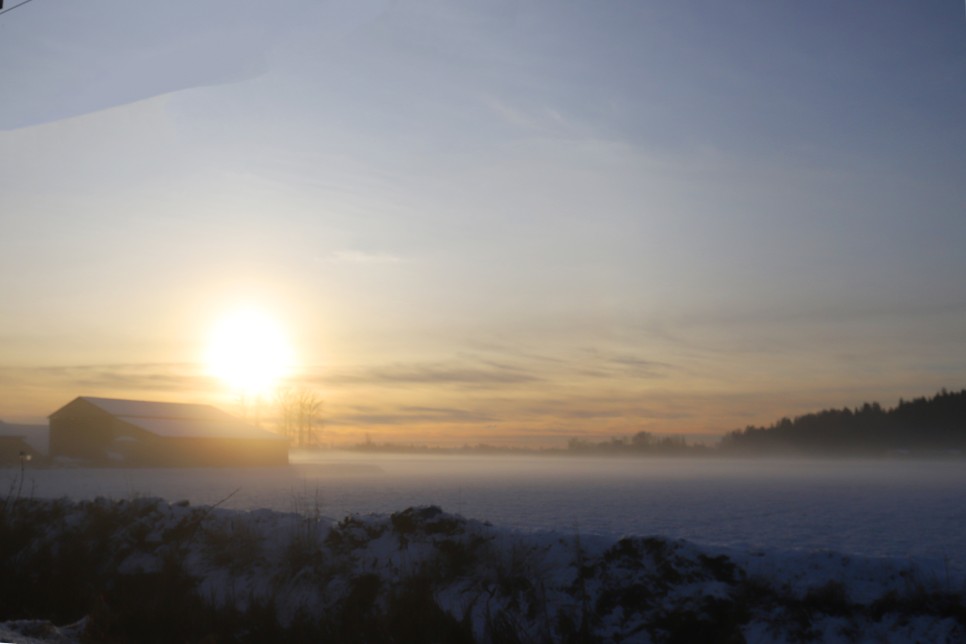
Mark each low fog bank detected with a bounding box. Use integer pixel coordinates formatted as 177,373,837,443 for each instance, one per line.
3,452,965,577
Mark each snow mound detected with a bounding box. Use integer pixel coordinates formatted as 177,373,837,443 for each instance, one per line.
0,497,963,642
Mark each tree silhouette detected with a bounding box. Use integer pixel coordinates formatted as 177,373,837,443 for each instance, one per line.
720,389,966,455
274,388,323,447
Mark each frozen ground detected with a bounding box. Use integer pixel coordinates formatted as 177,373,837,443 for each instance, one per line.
5,453,965,583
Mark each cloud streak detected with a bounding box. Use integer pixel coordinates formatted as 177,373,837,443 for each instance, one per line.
329,405,498,428
318,361,541,388
0,363,206,394
0,0,284,130
324,250,405,264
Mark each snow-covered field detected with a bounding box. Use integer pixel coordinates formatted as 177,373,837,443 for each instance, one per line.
3,454,966,642
7,452,966,583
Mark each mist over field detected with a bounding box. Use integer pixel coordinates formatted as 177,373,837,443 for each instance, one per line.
8,452,966,581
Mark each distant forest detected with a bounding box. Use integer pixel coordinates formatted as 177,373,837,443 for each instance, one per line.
566,389,966,457
339,389,966,457
566,432,711,456
719,388,966,456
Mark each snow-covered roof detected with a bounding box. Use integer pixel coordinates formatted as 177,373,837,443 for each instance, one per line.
77,397,237,422
56,397,285,442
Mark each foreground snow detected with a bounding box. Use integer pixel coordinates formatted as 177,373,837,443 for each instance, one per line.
0,497,963,642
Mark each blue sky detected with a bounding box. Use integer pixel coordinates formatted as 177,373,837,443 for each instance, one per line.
1,1,964,445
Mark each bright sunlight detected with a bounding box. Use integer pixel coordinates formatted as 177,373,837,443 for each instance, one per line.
205,308,295,396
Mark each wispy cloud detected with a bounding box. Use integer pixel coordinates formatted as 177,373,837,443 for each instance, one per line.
0,363,205,394
319,361,540,388
481,94,587,139
518,400,694,422
0,0,279,130
329,405,498,427
324,250,405,264
0,362,215,421
573,348,676,380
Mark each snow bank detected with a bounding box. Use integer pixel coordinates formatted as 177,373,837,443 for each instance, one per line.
0,497,962,642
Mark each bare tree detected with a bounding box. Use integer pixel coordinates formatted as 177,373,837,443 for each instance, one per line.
274,388,323,447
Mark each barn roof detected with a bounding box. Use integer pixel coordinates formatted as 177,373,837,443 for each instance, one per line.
54,397,286,442
77,397,237,422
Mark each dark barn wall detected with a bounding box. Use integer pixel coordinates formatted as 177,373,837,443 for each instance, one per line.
109,420,288,467
106,419,161,466
49,399,115,461
146,436,289,467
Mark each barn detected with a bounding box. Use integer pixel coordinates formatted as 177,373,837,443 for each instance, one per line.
49,397,289,467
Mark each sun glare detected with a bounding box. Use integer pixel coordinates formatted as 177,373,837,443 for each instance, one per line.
205,308,294,396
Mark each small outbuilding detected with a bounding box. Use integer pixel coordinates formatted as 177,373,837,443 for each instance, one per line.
0,421,38,467
49,397,288,467
0,421,49,458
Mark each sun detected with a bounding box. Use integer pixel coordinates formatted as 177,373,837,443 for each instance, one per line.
205,308,294,397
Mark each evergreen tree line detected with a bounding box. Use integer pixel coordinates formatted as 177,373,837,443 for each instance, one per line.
565,389,966,456
719,388,966,455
